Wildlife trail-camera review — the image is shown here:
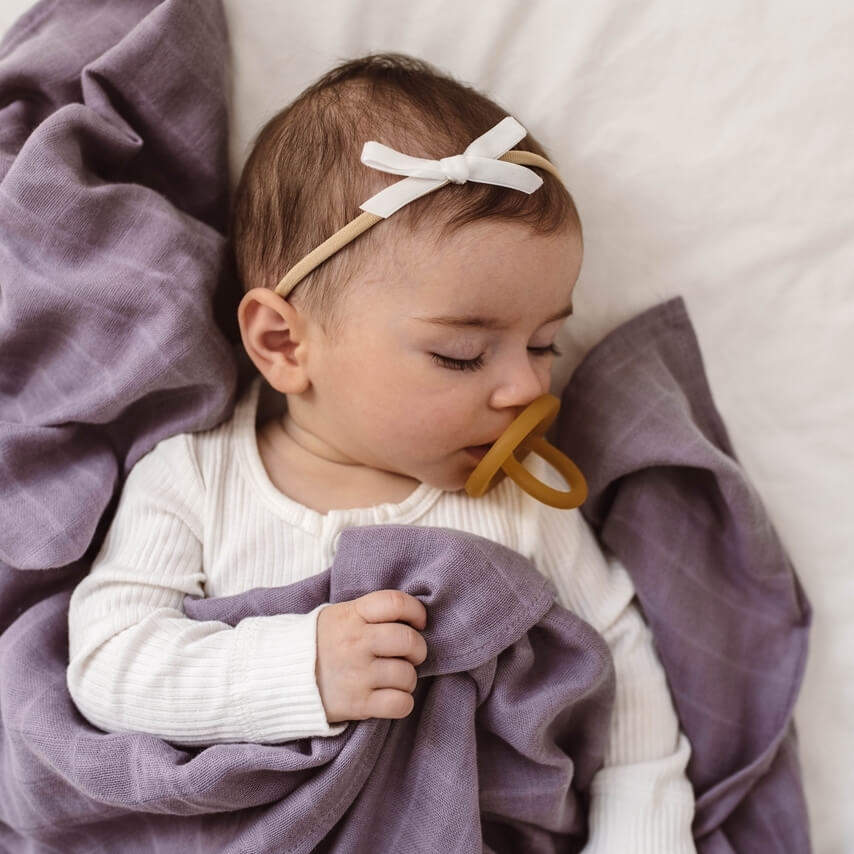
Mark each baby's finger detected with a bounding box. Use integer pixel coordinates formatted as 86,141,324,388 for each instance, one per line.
370,657,418,693
369,621,428,666
355,589,427,630
364,688,416,720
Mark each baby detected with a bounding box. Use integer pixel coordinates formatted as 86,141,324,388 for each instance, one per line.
68,54,696,850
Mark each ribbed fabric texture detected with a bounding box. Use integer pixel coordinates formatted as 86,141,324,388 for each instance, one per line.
67,380,695,850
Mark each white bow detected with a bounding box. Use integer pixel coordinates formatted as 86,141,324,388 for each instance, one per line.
359,116,544,218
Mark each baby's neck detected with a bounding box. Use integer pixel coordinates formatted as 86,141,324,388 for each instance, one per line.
256,415,420,514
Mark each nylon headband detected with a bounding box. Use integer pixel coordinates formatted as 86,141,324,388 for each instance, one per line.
274,118,564,298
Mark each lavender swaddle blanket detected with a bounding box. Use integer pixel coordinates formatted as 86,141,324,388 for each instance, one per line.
0,0,811,850
0,526,614,853
0,0,237,588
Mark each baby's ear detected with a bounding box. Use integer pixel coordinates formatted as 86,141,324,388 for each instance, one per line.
238,288,311,393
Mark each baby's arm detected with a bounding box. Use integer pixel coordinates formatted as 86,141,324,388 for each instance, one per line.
536,508,696,853
67,434,424,745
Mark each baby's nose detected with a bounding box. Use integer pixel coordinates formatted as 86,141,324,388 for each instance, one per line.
489,361,547,410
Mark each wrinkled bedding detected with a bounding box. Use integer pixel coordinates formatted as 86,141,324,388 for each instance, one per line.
0,1,811,852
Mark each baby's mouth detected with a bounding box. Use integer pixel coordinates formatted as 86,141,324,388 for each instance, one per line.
464,443,493,461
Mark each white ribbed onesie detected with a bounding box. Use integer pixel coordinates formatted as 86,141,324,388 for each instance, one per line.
68,381,696,852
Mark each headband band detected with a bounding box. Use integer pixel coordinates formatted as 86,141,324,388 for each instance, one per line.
274,117,564,298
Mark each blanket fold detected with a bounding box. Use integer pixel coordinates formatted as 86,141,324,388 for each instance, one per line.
0,0,238,574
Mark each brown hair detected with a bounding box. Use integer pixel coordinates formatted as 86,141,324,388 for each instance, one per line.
231,53,580,325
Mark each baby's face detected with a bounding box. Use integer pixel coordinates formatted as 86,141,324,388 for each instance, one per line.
301,219,583,491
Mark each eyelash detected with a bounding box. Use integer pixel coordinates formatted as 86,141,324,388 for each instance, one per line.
431,353,486,372
431,344,562,372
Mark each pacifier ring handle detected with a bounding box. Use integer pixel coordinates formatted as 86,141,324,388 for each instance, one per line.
464,394,588,510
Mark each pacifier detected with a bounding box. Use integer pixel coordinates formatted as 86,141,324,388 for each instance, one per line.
464,394,587,509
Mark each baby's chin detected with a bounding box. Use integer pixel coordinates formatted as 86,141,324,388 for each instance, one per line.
383,452,483,494
415,466,475,494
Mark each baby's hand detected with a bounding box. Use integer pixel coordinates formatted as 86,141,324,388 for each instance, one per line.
316,590,427,723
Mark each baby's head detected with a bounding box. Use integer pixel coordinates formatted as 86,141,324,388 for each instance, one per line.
233,54,584,492
232,53,580,327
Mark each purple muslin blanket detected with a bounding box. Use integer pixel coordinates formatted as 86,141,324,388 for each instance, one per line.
0,0,811,851
0,525,614,853
0,0,237,583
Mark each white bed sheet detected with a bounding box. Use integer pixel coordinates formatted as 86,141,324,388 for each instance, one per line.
3,1,851,851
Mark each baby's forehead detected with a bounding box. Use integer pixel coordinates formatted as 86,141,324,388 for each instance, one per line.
343,218,579,314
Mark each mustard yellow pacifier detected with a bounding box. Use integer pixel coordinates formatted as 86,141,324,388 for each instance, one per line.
464,394,588,509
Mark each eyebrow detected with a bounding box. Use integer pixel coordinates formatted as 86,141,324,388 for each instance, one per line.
414,301,574,330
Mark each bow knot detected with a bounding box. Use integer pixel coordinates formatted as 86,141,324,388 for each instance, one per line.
439,154,470,184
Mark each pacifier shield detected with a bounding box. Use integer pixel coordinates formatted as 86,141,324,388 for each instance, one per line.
464,394,587,509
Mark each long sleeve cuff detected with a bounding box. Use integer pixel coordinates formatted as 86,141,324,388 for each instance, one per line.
582,734,696,854
230,604,346,743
